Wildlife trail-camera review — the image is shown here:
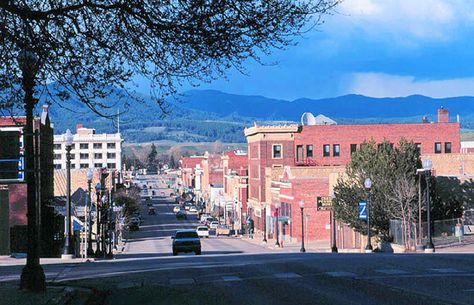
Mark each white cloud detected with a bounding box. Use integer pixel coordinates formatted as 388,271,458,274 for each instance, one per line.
347,72,474,98
334,0,474,41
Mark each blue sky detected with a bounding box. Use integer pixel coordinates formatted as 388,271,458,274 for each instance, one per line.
139,1,474,100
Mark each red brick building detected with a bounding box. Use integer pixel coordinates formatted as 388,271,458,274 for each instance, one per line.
244,108,461,247
0,106,61,256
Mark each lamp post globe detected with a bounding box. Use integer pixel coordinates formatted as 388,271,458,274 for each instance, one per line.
364,177,373,253
299,200,305,253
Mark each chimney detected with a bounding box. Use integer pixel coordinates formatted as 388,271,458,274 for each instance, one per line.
438,107,449,123
76,123,83,132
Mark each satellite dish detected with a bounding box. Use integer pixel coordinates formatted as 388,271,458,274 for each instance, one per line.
301,112,316,126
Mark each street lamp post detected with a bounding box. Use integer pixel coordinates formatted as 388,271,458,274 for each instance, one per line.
19,49,46,292
86,169,94,256
94,183,102,257
299,200,306,253
423,159,435,253
263,207,267,243
62,129,74,259
275,202,280,247
330,193,338,253
364,177,373,253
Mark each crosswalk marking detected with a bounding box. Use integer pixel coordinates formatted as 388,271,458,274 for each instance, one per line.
222,276,242,282
375,269,410,275
325,271,357,278
273,272,302,279
429,268,463,273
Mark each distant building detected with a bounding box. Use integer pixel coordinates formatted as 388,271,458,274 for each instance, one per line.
53,124,122,171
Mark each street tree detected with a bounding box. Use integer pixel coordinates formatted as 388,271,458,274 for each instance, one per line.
0,1,339,291
333,140,421,241
147,143,158,166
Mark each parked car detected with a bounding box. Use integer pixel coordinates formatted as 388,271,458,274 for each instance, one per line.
172,230,201,255
176,210,187,220
128,217,140,231
209,221,219,229
132,212,143,224
196,226,210,238
148,207,156,215
216,225,230,236
173,206,181,213
188,206,198,214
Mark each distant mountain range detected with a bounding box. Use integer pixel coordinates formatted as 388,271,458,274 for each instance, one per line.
37,88,474,143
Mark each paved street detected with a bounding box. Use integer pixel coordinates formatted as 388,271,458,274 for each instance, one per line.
2,189,474,305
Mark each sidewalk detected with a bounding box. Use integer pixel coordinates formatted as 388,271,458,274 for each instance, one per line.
0,255,94,267
239,234,332,253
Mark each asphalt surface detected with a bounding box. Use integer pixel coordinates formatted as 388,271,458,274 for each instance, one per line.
2,182,474,305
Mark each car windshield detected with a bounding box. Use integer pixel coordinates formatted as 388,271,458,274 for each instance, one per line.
176,232,198,238
197,227,208,231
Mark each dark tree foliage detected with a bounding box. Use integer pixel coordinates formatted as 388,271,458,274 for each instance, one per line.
333,140,421,240
147,143,158,165
0,0,339,115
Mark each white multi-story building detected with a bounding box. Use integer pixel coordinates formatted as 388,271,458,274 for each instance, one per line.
53,124,122,171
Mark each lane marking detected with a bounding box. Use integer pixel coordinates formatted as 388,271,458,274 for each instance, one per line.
325,271,357,278
170,278,195,285
273,272,301,279
375,269,410,275
222,275,242,282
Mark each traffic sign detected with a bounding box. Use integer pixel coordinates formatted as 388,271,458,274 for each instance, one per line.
358,201,367,220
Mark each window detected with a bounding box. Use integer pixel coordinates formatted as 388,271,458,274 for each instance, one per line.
80,143,89,149
94,163,103,168
445,142,452,153
323,144,330,157
107,152,116,159
415,143,421,155
94,153,103,159
350,144,357,155
107,163,115,169
333,144,340,157
272,145,282,159
54,164,62,169
54,154,61,160
296,145,303,162
70,163,76,169
80,153,89,160
70,154,75,160
80,163,89,169
107,143,116,149
93,143,102,149
306,145,313,158
435,142,442,154
53,144,61,150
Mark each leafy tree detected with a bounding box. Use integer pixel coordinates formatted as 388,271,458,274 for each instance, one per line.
333,140,421,241
147,143,158,166
0,0,339,290
114,188,140,217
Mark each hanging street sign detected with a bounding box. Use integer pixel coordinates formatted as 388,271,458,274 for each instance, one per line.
358,201,367,220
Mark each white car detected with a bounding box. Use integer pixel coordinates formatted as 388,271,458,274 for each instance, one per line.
173,206,181,213
200,214,211,223
209,221,219,229
196,226,209,238
189,206,198,214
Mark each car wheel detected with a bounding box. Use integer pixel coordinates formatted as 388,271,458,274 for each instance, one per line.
195,250,201,255
173,251,178,256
